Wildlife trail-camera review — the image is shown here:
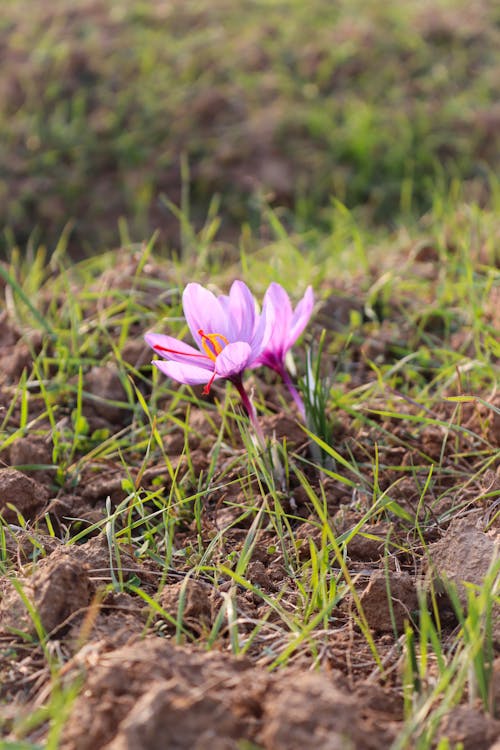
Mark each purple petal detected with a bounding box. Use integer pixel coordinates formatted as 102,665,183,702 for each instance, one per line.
215,341,252,378
182,283,229,348
152,359,217,386
218,294,230,315
265,283,292,351
249,288,276,359
226,280,257,342
251,350,281,372
287,286,314,348
145,332,212,368
252,282,292,361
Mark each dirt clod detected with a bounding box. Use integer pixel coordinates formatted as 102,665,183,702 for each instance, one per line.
0,468,49,523
61,638,263,750
436,705,500,750
84,365,130,424
159,579,217,634
104,681,248,750
424,516,500,642
346,523,387,562
259,671,394,750
358,570,418,633
7,435,55,485
0,548,94,636
0,528,61,564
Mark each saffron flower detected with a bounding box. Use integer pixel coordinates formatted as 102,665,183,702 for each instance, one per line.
255,283,314,417
145,280,273,436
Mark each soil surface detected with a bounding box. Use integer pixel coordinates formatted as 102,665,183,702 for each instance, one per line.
0,255,499,748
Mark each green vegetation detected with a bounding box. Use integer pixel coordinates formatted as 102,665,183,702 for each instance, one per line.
1,189,499,746
1,0,499,253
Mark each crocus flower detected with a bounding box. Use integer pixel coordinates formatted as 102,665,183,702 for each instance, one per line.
145,281,273,436
255,283,314,417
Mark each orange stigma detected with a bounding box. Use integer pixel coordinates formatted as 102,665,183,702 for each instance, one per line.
198,329,229,361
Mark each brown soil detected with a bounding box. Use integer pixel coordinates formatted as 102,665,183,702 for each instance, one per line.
0,259,498,748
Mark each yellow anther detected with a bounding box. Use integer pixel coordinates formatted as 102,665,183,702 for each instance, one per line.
198,330,229,361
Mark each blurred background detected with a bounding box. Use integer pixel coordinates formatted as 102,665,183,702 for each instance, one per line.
0,0,499,257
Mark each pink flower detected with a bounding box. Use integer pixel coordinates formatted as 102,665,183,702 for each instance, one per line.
145,281,272,395
256,283,314,372
254,283,314,417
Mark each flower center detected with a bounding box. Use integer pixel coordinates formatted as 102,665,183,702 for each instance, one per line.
198,329,229,361
152,330,229,362
152,330,229,396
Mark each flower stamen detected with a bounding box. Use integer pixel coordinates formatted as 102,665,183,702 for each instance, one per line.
202,370,217,396
198,330,229,361
153,344,206,359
